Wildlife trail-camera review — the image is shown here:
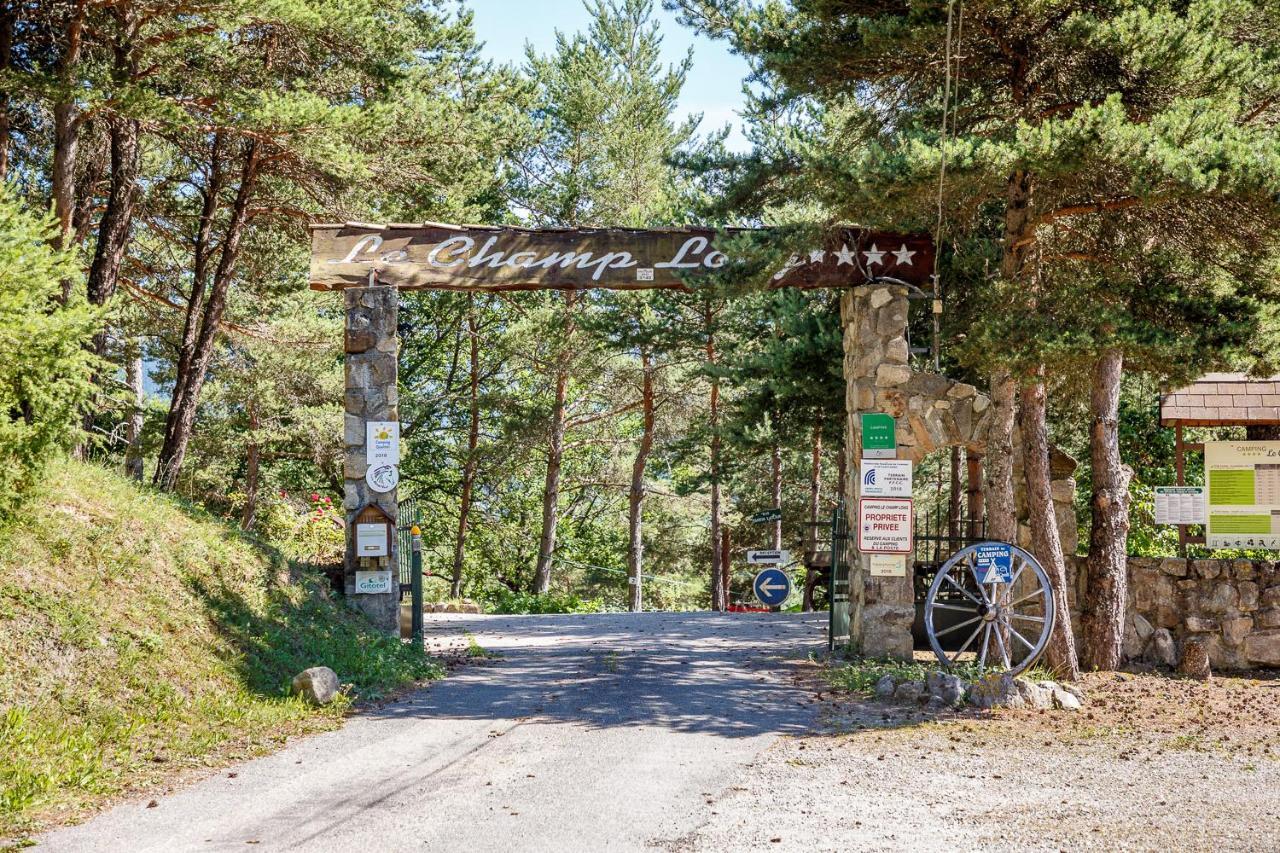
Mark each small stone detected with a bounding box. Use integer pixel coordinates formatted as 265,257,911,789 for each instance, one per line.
1061,683,1086,704
1239,581,1260,612
1051,688,1082,711
874,363,913,387
1132,613,1155,641
1177,637,1212,681
1243,630,1280,666
1222,616,1254,647
968,674,1024,709
1149,628,1177,667
946,382,977,399
874,674,897,699
868,288,893,309
1013,677,1053,710
1158,558,1189,578
893,680,924,702
925,671,967,707
1185,615,1219,633
291,666,340,705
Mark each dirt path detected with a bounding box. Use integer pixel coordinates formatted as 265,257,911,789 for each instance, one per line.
663,668,1280,852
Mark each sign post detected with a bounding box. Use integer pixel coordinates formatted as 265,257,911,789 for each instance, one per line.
746,549,791,565
1205,441,1280,549
752,567,793,608
749,508,782,524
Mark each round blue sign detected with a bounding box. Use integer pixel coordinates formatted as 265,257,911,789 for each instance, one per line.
752,567,792,607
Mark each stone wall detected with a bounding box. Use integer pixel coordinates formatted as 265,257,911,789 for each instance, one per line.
1074,556,1280,670
342,284,400,633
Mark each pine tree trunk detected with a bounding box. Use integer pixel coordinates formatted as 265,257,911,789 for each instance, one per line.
124,338,144,481
984,369,1019,542
1082,348,1132,671
986,169,1034,542
627,348,655,612
707,302,725,611
451,295,481,599
720,527,731,609
240,400,260,531
809,423,822,526
0,7,13,181
533,290,575,593
1020,374,1080,680
966,452,984,537
770,438,782,549
155,141,259,491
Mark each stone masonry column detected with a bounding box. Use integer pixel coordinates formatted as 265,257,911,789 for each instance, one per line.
343,282,399,634
841,284,915,659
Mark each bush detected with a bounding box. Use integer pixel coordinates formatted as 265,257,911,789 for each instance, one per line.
487,588,605,614
0,187,98,519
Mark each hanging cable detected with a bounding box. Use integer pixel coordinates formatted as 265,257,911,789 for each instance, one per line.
931,0,963,372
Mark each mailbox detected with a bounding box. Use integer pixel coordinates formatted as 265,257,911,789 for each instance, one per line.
353,503,393,559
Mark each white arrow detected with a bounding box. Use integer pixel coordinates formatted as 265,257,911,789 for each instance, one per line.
758,579,788,595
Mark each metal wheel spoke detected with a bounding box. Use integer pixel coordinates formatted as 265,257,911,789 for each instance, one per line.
1010,613,1045,624
1007,588,1046,609
1010,626,1036,652
935,614,982,637
978,623,992,667
949,621,986,663
933,602,979,614
942,574,982,606
993,624,1012,669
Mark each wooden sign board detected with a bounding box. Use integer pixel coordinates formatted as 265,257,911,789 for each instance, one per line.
309,223,934,292
353,503,394,558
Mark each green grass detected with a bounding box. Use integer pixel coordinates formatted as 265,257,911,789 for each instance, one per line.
0,460,442,838
822,654,987,695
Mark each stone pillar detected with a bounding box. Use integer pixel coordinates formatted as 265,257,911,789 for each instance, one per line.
842,284,915,659
343,283,399,633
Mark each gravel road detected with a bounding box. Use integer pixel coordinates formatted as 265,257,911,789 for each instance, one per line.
34,611,1278,852
35,611,828,852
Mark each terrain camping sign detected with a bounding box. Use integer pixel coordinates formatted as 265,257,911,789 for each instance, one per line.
750,508,782,524
310,223,934,292
859,459,912,498
973,542,1013,584
752,567,793,607
857,498,913,554
1205,441,1280,548
747,549,790,565
860,413,896,459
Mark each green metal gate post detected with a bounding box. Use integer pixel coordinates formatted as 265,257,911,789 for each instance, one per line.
410,524,423,647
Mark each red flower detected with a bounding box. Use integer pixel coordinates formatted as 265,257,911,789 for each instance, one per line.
310,493,319,502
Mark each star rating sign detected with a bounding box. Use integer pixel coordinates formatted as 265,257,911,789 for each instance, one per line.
862,244,885,266
834,244,856,266
891,245,917,266
808,248,826,264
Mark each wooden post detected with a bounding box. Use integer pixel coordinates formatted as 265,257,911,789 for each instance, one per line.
1175,423,1186,557
966,451,984,538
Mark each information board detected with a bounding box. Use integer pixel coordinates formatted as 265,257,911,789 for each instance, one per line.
1205,441,1280,549
973,542,1013,584
1154,486,1206,526
859,459,913,498
861,413,896,459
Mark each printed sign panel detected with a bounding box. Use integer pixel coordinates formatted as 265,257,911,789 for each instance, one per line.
857,498,913,554
750,508,782,524
973,542,1013,584
861,413,896,459
1154,486,1206,526
355,570,393,594
1205,442,1280,549
869,553,907,578
366,421,400,466
859,459,913,498
746,549,790,565
356,522,389,557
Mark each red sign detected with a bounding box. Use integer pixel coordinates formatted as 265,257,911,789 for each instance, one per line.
858,498,914,554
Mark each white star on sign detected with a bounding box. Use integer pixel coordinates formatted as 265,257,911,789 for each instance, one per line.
834,244,856,265
891,245,917,266
808,248,826,264
862,244,885,266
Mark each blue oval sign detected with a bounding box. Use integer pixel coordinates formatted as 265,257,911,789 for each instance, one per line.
752,568,793,607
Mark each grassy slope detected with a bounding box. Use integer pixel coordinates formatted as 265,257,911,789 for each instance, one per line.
0,460,439,838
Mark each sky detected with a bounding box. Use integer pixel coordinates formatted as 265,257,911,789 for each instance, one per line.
463,0,753,151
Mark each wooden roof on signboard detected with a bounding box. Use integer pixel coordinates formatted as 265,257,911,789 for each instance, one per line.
1159,373,1280,426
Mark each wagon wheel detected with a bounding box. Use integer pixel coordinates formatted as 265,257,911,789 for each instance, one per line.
806,569,830,611
923,542,1055,677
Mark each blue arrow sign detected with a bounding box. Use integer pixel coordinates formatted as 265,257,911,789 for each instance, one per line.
752,567,792,607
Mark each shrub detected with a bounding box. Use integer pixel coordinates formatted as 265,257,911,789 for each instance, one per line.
0,187,98,518
487,588,605,614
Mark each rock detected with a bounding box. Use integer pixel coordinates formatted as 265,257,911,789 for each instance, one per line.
1132,613,1155,641
1184,616,1219,633
1122,617,1145,660
291,666,340,706
968,674,1024,710
1149,628,1178,667
1222,616,1253,647
893,680,924,702
874,674,897,699
1061,683,1086,704
874,363,913,387
1051,688,1082,711
925,671,967,707
1178,637,1212,681
1243,630,1280,666
1013,677,1053,710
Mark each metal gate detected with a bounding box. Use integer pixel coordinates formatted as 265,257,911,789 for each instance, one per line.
828,501,851,651
396,497,421,600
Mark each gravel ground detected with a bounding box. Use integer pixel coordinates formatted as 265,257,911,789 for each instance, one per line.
660,667,1280,852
